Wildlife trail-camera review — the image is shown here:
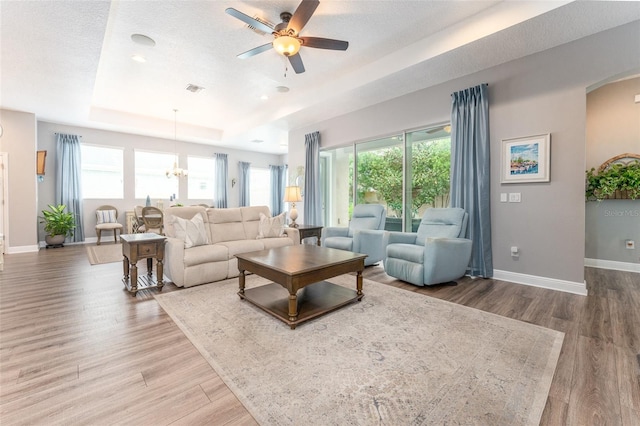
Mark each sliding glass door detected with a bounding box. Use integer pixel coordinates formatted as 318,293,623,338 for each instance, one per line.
321,124,451,231
404,126,451,231
355,135,403,227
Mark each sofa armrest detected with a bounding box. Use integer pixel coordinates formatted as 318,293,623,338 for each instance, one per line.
321,227,349,245
387,231,417,245
283,227,300,245
164,236,186,287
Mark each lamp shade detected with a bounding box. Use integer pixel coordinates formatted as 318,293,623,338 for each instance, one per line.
283,186,302,202
273,35,301,56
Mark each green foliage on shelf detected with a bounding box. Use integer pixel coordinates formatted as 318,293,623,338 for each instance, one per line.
585,160,640,201
40,204,76,237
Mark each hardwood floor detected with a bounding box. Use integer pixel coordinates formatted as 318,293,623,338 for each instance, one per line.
1,245,638,425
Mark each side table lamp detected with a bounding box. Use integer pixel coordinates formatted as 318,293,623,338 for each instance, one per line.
284,186,302,228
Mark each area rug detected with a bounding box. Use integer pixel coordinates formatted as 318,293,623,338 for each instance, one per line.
155,275,564,425
86,243,123,265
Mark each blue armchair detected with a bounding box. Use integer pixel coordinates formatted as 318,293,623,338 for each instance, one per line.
322,204,388,266
384,208,472,286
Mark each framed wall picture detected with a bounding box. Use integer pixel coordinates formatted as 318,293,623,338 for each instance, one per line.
500,134,550,183
36,150,47,175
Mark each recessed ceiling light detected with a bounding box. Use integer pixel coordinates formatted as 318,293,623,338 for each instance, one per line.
131,33,156,47
131,54,146,63
276,86,290,93
260,94,268,100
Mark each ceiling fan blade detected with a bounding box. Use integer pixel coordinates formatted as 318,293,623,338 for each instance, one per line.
288,53,305,74
225,8,274,35
237,43,273,59
287,0,319,34
300,37,348,51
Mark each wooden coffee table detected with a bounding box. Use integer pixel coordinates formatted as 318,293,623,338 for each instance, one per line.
236,245,367,329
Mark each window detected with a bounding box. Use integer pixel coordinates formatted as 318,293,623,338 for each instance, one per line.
80,145,123,199
321,124,451,231
135,150,179,199
250,167,271,207
188,156,215,200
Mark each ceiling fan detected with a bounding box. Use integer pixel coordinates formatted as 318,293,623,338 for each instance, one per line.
225,0,349,74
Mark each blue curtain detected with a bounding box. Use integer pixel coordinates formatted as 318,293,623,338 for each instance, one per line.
270,165,287,215
238,161,251,207
214,153,228,208
304,131,322,226
55,133,84,242
450,83,492,277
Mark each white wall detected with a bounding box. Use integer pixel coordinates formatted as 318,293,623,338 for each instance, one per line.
36,122,285,241
289,21,640,287
0,109,38,252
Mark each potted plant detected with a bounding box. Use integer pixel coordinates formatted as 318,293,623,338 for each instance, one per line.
40,204,76,246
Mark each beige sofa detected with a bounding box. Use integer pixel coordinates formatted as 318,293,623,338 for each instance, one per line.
163,205,299,287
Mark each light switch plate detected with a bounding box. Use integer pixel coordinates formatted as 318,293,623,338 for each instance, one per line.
500,193,507,202
509,193,521,203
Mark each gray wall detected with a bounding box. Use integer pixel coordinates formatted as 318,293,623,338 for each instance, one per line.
289,21,640,285
585,77,640,263
0,109,38,251
36,122,284,242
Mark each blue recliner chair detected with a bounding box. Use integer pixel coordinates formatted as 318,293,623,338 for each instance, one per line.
384,208,472,286
322,204,388,266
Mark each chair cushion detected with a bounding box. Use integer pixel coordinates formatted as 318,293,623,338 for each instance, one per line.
96,210,117,224
256,212,285,239
173,214,208,249
387,243,424,264
95,222,123,230
416,208,466,245
347,204,386,237
324,236,354,251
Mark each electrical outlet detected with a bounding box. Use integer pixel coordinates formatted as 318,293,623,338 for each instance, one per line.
508,193,521,203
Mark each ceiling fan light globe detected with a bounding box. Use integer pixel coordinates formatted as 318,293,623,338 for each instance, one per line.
273,35,301,56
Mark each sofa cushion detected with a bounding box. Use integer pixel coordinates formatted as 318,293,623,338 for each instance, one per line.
242,206,271,239
261,236,295,250
215,240,265,259
183,244,228,267
257,212,285,239
208,208,246,243
164,206,207,239
173,214,208,248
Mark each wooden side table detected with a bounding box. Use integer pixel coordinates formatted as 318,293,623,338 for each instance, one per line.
295,224,323,246
120,233,166,296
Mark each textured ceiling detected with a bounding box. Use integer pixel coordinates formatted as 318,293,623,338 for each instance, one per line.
1,1,639,154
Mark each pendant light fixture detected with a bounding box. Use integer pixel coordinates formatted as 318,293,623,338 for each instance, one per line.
166,109,188,178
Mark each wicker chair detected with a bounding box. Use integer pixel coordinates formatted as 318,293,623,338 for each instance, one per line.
141,206,164,235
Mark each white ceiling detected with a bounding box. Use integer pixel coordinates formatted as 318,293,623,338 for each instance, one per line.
1,1,639,154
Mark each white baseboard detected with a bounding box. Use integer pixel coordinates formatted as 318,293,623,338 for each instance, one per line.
493,269,588,296
38,240,89,248
584,258,640,273
7,245,40,254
